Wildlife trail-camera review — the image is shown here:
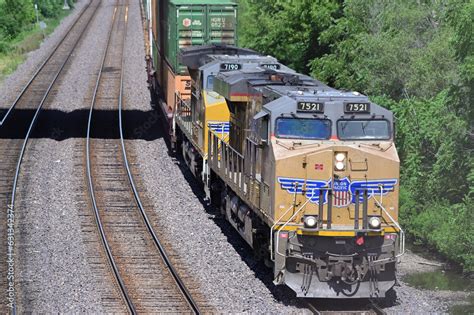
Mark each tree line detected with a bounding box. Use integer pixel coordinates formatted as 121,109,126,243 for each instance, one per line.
0,0,74,53
239,0,473,272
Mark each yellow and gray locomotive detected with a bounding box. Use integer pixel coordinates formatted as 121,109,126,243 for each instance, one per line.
174,45,405,299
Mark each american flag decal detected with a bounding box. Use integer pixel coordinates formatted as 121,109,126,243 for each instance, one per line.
332,177,351,207
314,163,324,170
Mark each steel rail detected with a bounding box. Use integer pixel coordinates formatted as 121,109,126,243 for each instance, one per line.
306,300,387,315
6,1,100,313
117,9,200,313
85,3,136,314
306,302,321,315
0,0,92,127
369,299,387,315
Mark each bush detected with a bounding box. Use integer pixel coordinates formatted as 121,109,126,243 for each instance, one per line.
407,200,474,272
38,0,62,19
0,32,10,53
0,9,20,38
0,0,35,38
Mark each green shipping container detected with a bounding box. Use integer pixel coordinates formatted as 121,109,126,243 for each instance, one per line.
163,0,238,74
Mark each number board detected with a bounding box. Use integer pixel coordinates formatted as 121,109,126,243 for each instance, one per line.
297,102,324,113
345,102,370,113
261,64,281,70
220,63,242,71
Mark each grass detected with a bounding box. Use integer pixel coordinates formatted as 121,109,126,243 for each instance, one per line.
0,9,72,85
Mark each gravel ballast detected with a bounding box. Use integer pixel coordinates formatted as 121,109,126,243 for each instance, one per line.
15,139,107,313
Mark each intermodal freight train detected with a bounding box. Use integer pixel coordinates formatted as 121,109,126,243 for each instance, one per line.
142,0,405,299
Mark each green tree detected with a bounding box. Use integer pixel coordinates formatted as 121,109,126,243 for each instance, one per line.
239,0,342,73
0,0,35,37
37,0,63,19
310,0,458,100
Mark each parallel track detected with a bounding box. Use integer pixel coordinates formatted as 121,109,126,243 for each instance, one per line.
0,1,100,312
0,0,95,125
85,0,199,313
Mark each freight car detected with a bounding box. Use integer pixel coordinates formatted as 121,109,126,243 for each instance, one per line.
173,47,405,299
143,0,238,136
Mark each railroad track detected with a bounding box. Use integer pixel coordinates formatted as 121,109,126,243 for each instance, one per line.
85,0,200,313
306,299,387,315
0,1,100,312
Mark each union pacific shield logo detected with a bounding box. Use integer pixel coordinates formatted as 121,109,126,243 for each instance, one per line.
332,177,351,208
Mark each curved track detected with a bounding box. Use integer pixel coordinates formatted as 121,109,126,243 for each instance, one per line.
85,0,200,313
0,1,100,312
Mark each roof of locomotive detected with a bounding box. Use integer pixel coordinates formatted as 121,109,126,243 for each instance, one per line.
179,45,258,70
255,88,394,137
198,56,296,76
213,68,323,101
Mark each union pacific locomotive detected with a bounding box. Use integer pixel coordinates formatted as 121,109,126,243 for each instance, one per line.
143,0,404,299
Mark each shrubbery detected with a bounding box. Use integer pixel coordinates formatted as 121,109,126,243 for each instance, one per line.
0,0,75,50
38,0,63,19
0,31,11,53
0,0,35,38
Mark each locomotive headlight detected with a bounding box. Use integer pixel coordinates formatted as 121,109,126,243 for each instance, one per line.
335,161,345,170
304,215,318,228
334,152,346,171
335,153,346,162
368,216,382,229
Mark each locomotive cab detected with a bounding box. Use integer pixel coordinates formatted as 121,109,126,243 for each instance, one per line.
262,91,402,298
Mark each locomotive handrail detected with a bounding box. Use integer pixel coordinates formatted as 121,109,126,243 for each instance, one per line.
374,198,405,259
270,203,296,261
274,198,312,259
175,92,192,139
211,130,244,158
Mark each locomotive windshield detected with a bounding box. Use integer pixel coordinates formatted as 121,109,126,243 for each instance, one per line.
275,118,331,140
337,119,390,140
